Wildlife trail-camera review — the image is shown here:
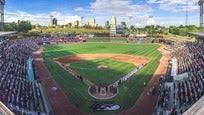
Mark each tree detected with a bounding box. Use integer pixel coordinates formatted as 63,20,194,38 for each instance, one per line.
129,25,135,32
121,22,127,30
105,21,110,29
168,25,199,36
67,23,72,28
4,22,18,31
17,20,32,33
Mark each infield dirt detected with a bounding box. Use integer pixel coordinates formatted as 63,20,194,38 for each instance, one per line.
56,54,149,66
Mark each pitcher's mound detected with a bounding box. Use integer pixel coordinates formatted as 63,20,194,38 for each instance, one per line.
97,65,108,71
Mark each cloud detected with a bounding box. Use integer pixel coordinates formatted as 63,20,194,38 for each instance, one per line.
74,0,152,25
73,0,199,26
147,0,199,12
5,11,81,26
49,12,81,25
5,0,199,27
74,7,84,12
89,0,152,17
146,16,156,25
153,15,199,27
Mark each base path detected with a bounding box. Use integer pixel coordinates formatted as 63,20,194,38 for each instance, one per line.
56,61,94,86
119,44,170,115
33,48,85,115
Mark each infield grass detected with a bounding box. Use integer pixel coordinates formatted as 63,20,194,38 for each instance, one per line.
69,59,135,84
43,42,162,114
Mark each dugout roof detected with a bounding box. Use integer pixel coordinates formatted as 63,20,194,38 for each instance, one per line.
0,31,16,36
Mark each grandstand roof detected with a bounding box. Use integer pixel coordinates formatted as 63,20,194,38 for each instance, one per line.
190,32,204,38
0,101,14,115
0,31,16,36
183,96,204,115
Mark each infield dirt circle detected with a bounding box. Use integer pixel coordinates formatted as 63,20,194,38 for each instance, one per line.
56,53,149,66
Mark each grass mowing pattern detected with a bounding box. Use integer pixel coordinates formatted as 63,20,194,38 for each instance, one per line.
70,59,135,84
43,42,162,114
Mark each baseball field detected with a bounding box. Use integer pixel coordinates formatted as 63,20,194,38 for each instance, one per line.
43,42,162,114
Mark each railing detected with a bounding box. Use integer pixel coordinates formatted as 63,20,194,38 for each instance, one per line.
0,101,14,115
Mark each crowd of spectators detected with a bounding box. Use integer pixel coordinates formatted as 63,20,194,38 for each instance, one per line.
173,41,204,74
157,85,171,110
0,36,82,114
173,69,204,113
0,38,45,114
156,40,204,114
48,36,83,44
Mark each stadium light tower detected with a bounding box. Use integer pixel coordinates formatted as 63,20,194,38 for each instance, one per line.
199,0,204,32
185,0,188,26
0,0,5,31
185,0,189,35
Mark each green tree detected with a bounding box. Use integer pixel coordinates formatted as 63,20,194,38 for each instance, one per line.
105,21,110,29
169,25,199,36
17,20,32,33
121,22,127,30
129,25,135,33
4,22,17,31
67,23,72,28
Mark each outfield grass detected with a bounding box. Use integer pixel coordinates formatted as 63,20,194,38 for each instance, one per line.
86,37,128,43
43,42,162,114
70,59,135,84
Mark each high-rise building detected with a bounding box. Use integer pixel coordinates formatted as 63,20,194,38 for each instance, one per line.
88,18,96,27
52,18,58,26
111,16,117,25
50,15,58,26
73,20,79,27
0,0,5,31
110,16,117,35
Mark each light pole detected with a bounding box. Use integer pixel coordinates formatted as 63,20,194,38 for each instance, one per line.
199,0,204,32
185,0,189,35
148,16,154,39
81,16,84,27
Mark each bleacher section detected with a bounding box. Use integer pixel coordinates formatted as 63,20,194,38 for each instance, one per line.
0,38,47,114
155,40,204,114
0,36,82,114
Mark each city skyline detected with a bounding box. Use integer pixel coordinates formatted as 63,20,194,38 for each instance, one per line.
4,0,199,27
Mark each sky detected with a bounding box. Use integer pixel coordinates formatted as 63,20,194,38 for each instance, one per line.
5,0,200,27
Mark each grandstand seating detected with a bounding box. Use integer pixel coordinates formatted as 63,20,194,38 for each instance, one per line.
0,36,82,114
173,42,204,74
156,40,204,114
